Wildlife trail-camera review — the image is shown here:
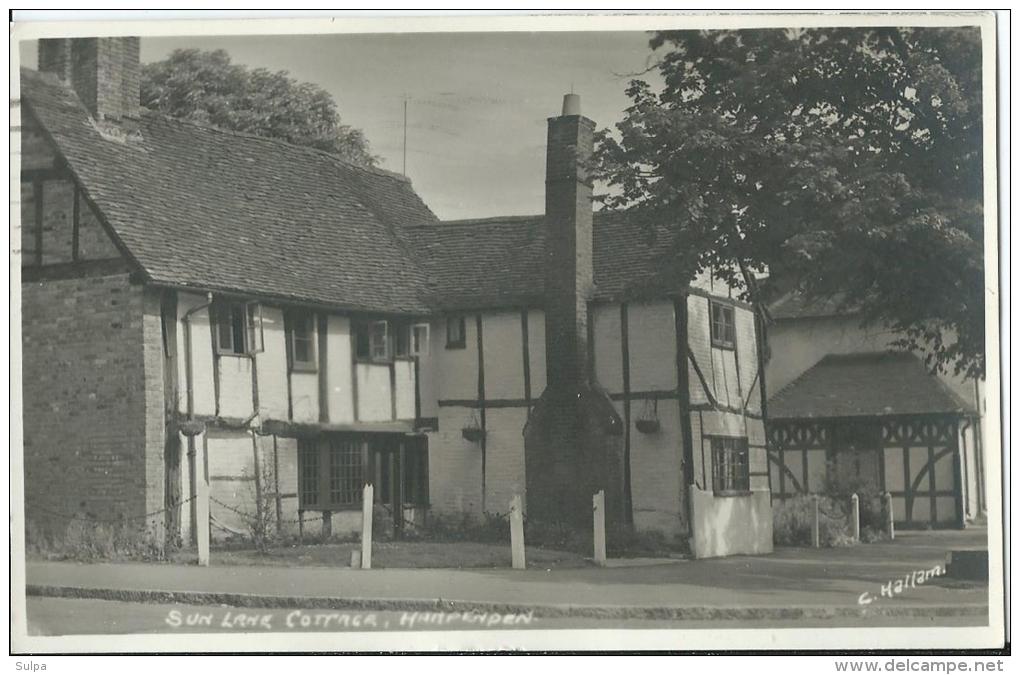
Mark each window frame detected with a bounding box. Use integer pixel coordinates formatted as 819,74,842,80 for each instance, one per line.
709,300,737,350
285,309,318,372
214,301,264,356
445,315,466,349
353,319,393,363
709,435,751,496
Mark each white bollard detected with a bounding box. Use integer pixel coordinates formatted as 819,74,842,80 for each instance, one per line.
195,437,210,567
885,492,895,540
850,493,860,542
510,494,526,570
593,490,607,566
361,483,374,569
811,495,820,548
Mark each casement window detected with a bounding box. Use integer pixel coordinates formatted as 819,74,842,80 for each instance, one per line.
215,301,264,355
446,315,466,349
297,435,428,511
394,322,430,358
286,310,317,371
710,436,750,495
354,320,391,362
298,437,363,509
710,301,736,350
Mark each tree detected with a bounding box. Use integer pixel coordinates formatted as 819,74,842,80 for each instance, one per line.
595,27,984,378
141,49,377,166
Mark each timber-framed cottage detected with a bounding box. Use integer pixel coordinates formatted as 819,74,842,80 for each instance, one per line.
19,37,772,558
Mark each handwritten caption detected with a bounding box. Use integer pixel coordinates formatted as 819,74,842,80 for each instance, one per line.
858,564,946,605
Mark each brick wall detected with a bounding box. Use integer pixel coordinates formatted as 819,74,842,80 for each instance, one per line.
22,273,166,524
38,38,140,121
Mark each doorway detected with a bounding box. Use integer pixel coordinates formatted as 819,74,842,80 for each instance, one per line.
830,421,883,493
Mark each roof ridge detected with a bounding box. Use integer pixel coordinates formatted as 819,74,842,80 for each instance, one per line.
143,110,411,184
433,215,544,227
21,66,409,184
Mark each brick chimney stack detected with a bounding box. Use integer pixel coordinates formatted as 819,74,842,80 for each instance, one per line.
39,37,140,122
524,94,626,529
543,94,596,389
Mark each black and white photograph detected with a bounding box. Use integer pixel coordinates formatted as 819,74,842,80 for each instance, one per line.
8,10,1006,660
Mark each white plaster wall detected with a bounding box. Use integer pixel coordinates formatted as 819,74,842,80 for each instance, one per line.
255,307,289,420
629,402,684,535
416,318,440,419
428,407,484,516
436,315,479,401
592,304,623,392
690,487,773,558
483,407,529,514
218,356,254,419
176,292,216,416
326,315,355,423
687,295,712,405
481,311,525,400
394,359,416,420
356,363,391,421
205,430,257,537
627,300,678,393
290,371,319,423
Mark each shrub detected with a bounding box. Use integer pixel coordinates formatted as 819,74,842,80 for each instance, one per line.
26,514,166,562
772,495,855,547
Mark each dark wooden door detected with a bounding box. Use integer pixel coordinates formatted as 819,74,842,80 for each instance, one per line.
831,421,883,492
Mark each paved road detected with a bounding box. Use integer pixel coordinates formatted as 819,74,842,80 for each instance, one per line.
26,530,989,613
25,597,987,636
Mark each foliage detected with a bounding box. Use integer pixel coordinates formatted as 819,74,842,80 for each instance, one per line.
772,495,855,547
141,49,377,166
26,515,166,562
595,27,984,378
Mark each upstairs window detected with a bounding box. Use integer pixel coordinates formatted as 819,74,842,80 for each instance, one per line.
394,322,430,358
215,301,263,355
711,436,750,495
354,320,391,362
710,301,736,350
370,321,389,361
286,310,317,371
446,315,466,349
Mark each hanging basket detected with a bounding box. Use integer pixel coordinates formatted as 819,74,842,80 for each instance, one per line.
635,398,661,434
462,426,486,443
635,418,661,434
462,412,485,443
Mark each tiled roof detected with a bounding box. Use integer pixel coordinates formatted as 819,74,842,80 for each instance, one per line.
23,67,699,314
405,211,691,310
768,352,976,419
769,289,852,320
21,68,437,314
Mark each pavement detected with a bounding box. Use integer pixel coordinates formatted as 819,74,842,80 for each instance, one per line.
23,529,989,623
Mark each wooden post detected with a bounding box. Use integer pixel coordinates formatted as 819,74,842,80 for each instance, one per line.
195,435,210,566
510,494,526,569
593,490,607,566
350,549,362,569
361,483,374,569
850,493,860,542
298,510,304,543
885,491,895,540
811,495,820,548
322,510,332,539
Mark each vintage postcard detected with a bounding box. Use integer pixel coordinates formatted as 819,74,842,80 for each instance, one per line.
8,10,1005,657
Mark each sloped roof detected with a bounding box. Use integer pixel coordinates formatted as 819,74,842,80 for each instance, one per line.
405,211,691,311
769,289,852,320
21,68,437,314
22,67,700,314
768,352,975,419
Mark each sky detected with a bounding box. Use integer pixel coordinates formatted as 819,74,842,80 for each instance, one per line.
23,32,664,220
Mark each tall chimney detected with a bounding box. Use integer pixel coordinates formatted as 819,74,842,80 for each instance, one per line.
543,93,595,389
524,94,626,529
39,37,140,122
